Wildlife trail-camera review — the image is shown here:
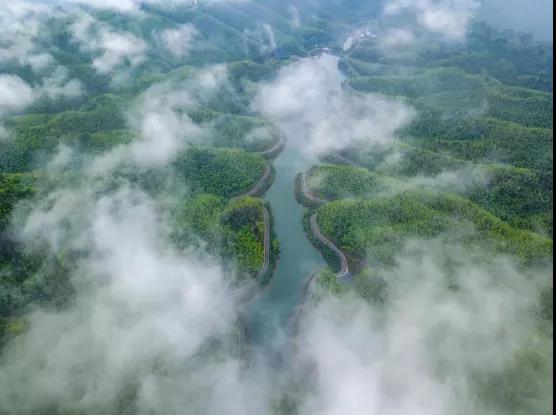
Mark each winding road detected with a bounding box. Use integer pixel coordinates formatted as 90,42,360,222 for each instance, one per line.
234,131,289,296
238,135,288,286
239,135,288,287
309,213,350,281
234,164,273,297
327,151,363,168
301,171,351,282
290,169,353,336
234,204,270,297
243,164,272,197
300,171,327,205
256,133,286,159
255,206,271,282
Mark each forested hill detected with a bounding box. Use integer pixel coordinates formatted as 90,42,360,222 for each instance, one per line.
0,1,552,414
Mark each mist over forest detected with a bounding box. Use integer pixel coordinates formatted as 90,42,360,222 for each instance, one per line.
0,1,552,414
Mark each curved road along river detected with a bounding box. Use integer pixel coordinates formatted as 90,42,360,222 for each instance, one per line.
235,141,279,297
236,206,270,299
301,171,351,280
243,164,272,198
244,143,327,354
255,207,271,281
231,159,272,296
257,133,287,159
309,213,350,279
300,171,327,206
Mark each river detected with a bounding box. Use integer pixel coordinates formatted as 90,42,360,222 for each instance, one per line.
244,139,326,356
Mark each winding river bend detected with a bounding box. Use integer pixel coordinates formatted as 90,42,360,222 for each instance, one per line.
245,140,326,353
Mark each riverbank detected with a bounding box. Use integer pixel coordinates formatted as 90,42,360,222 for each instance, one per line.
257,133,287,160
295,171,356,279
244,142,327,351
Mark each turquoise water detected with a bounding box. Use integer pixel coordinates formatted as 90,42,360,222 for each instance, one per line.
245,142,326,353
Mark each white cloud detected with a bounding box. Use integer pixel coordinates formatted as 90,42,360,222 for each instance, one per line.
384,0,480,41
253,54,414,159
382,27,417,47
263,24,277,52
92,32,146,74
70,13,147,74
342,35,356,51
342,23,381,52
402,164,490,193
288,5,301,28
63,0,250,13
160,24,198,58
38,66,84,100
1,185,252,414
243,23,279,55
8,185,552,414
0,1,54,70
88,65,226,175
0,59,267,412
68,0,139,12
0,3,550,414
0,74,36,141
0,74,35,113
0,69,82,140
480,0,553,41
297,241,552,415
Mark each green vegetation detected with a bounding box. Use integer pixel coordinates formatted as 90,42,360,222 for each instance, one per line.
349,68,552,129
0,173,36,232
343,25,553,247
223,197,266,275
316,190,552,266
0,173,76,344
229,60,281,83
0,3,551,411
306,164,385,200
344,23,551,92
336,26,553,242
406,116,553,172
343,60,553,227
0,7,286,347
423,22,553,92
314,268,388,306
171,195,267,280
0,95,127,172
348,67,488,99
209,114,277,152
306,32,554,415
466,165,553,236
175,147,267,198
485,85,553,128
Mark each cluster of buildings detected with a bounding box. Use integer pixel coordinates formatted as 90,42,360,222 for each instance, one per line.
343,24,381,51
